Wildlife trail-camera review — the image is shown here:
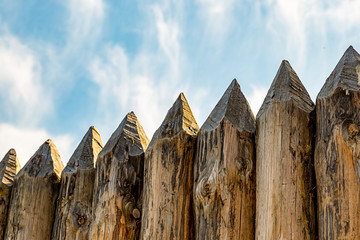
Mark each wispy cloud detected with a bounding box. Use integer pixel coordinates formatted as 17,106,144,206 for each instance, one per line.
89,1,208,139
0,0,108,168
195,0,236,45
152,5,181,77
0,27,75,165
260,0,360,66
65,0,105,49
89,44,172,139
0,26,52,125
0,123,74,167
247,85,268,116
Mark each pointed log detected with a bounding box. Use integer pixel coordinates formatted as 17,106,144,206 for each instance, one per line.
315,46,360,238
52,127,103,240
0,149,21,240
256,60,317,239
4,139,64,240
141,93,199,240
89,112,149,239
194,79,256,240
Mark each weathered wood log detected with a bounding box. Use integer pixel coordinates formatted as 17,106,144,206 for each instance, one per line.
256,60,317,239
0,149,21,240
4,139,64,240
52,126,103,240
89,112,149,240
315,46,360,239
141,93,199,240
194,79,256,240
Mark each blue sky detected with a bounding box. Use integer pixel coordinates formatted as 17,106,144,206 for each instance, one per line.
0,0,359,166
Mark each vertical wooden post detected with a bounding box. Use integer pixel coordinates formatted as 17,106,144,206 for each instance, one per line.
52,127,103,240
89,112,149,240
141,93,199,240
0,149,21,240
4,139,64,240
193,79,256,240
315,46,360,239
256,61,317,239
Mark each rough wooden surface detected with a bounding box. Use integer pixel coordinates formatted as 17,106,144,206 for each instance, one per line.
194,79,256,240
315,46,360,239
52,127,103,240
0,149,21,240
89,112,149,240
141,93,199,240
4,139,64,240
256,61,317,239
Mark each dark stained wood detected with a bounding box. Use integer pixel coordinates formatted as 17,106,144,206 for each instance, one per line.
315,46,360,239
4,140,64,240
194,79,256,240
256,60,317,239
52,127,103,240
141,93,199,240
89,112,149,240
0,149,21,240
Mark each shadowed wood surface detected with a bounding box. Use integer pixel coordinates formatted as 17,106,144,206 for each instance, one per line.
52,127,103,240
256,61,317,239
89,112,149,240
194,79,256,240
0,149,21,240
315,46,360,239
141,93,199,240
4,140,64,240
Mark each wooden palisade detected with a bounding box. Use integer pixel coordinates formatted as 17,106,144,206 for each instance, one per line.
256,60,317,239
52,126,103,240
0,149,21,240
4,140,64,240
194,79,256,240
141,93,199,240
89,112,149,239
315,46,360,239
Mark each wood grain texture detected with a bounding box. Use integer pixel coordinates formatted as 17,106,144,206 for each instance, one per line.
256,61,317,240
315,46,360,239
4,139,64,240
52,127,103,240
141,93,199,240
0,149,21,240
89,112,149,240
194,79,256,240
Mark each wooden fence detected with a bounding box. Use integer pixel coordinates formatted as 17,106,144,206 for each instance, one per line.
0,45,359,239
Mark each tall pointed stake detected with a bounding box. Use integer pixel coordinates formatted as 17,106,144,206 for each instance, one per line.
4,139,64,240
194,79,256,239
141,93,199,240
256,61,317,239
89,112,149,239
315,46,360,238
52,127,103,240
0,149,21,240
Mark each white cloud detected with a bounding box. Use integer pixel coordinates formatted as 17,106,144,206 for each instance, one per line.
0,26,76,168
89,45,165,139
89,3,208,139
195,0,236,45
0,28,52,125
186,88,209,126
65,0,105,52
90,46,209,139
261,0,360,66
247,86,268,116
153,5,181,77
0,123,74,167
66,0,104,38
